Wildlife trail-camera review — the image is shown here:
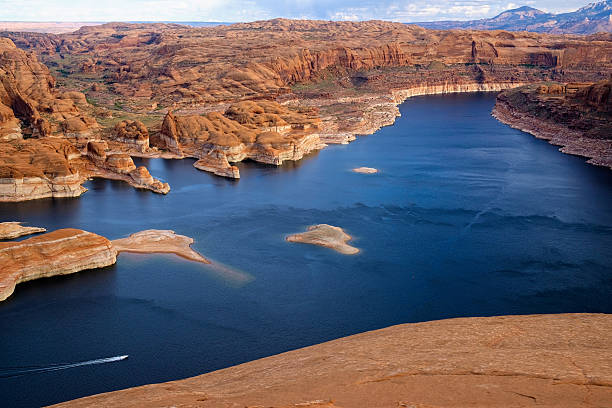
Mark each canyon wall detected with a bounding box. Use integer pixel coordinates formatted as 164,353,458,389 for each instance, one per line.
493,79,612,168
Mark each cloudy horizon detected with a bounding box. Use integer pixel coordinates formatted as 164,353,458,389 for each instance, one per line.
0,0,601,23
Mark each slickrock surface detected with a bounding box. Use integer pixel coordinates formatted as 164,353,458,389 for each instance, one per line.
0,228,117,301
287,224,359,255
352,167,378,174
52,313,612,408
0,221,46,239
493,79,612,169
112,229,209,264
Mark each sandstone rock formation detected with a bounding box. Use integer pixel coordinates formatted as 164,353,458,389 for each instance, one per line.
0,228,210,301
352,167,378,174
0,228,117,301
193,150,240,179
1,20,611,190
85,141,170,194
494,79,612,169
112,120,149,152
0,138,87,201
154,101,324,177
0,221,46,239
287,224,359,255
51,313,612,408
112,229,209,264
0,38,97,139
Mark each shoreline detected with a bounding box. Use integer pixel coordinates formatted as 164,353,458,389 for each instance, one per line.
492,100,612,170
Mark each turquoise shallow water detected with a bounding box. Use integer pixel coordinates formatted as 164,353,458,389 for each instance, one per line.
1,93,611,407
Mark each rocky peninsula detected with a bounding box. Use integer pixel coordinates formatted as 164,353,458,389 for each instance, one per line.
0,228,117,302
287,224,359,254
0,221,46,239
0,21,611,201
0,228,207,301
52,313,612,408
493,79,612,169
112,229,209,264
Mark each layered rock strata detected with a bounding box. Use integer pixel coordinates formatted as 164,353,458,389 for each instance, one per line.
112,229,209,264
0,228,208,301
111,120,150,153
0,221,46,239
287,224,359,255
0,38,97,139
493,79,612,169
0,228,117,301
85,141,170,194
0,138,87,201
155,101,324,178
2,21,612,189
52,313,612,408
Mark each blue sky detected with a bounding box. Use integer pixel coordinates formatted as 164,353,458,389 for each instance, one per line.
0,0,595,22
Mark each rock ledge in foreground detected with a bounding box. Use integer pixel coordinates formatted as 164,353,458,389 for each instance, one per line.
52,313,612,408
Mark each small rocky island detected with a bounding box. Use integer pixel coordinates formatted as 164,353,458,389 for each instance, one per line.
287,224,359,254
352,167,378,174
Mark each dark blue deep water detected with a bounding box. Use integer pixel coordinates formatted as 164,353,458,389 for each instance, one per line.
1,93,611,407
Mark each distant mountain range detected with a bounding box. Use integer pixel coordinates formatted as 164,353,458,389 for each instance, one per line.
416,1,612,34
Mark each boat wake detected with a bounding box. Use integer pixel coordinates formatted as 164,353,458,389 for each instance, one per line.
0,355,128,378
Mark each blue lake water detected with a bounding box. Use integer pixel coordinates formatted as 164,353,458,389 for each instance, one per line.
1,93,611,407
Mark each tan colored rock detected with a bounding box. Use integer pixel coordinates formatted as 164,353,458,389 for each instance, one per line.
287,224,359,255
352,167,378,174
112,120,149,152
51,313,612,408
0,138,87,201
127,166,170,194
104,154,137,174
112,229,209,264
86,140,108,163
0,221,46,239
156,103,323,178
0,228,117,301
194,149,240,179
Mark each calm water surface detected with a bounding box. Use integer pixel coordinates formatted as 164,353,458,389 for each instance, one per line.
1,93,611,407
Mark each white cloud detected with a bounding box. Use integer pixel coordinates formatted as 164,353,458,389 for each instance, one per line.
0,0,595,22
